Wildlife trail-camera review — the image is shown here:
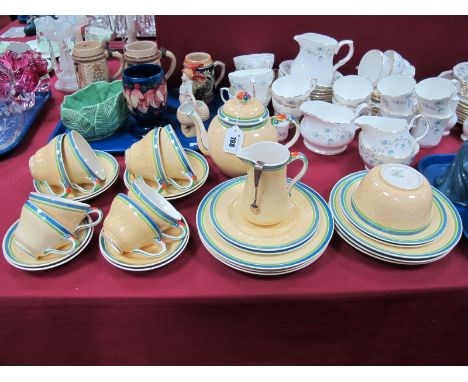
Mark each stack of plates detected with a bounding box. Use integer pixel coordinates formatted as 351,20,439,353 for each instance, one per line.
329,171,463,265
196,177,334,276
455,64,468,123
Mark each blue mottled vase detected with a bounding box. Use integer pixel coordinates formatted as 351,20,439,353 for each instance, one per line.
122,64,167,124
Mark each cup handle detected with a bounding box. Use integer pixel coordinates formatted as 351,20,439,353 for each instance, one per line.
409,114,430,144
75,207,103,231
220,87,230,103
39,181,71,198
161,223,188,241
438,70,453,79
213,61,226,88
72,178,103,194
287,152,309,194
167,172,195,191
282,116,301,148
332,40,354,73
354,102,372,117
161,48,177,80
44,234,79,257
131,237,167,257
108,50,124,81
451,79,460,96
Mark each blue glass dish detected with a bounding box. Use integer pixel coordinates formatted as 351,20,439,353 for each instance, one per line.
0,90,52,156
418,154,468,240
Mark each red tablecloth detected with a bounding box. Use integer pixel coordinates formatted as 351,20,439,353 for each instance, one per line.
1,18,468,366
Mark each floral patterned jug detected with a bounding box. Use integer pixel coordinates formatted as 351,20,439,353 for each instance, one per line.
355,115,429,158
290,33,354,86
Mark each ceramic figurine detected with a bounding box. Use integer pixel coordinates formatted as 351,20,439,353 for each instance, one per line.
434,141,468,207
185,91,300,177
179,68,196,105
177,68,210,137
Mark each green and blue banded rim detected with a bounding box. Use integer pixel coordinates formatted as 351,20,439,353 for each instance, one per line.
56,134,72,188
329,172,463,259
218,108,269,127
24,201,74,238
240,152,308,172
338,173,447,245
116,193,163,239
209,177,320,253
29,193,89,213
335,224,444,264
219,118,268,130
153,128,169,188
130,181,180,227
164,124,195,177
67,131,102,181
197,176,334,269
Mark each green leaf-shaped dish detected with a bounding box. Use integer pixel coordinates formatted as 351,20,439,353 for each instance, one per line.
61,80,129,141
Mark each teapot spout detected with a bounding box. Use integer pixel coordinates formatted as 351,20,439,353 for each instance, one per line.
182,101,210,156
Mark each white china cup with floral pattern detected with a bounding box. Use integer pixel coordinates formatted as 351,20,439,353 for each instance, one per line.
233,53,275,70
228,68,274,103
333,75,373,108
357,50,392,86
413,113,452,148
220,86,271,107
272,74,317,108
416,77,460,117
377,74,416,115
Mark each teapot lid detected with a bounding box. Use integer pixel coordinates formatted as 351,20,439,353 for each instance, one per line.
219,92,269,126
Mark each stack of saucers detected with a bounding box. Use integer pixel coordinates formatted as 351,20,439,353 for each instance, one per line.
453,63,468,125
329,164,462,265
197,176,334,276
99,178,189,271
124,124,209,200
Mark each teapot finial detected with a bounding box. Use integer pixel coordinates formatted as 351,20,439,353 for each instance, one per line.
236,91,251,103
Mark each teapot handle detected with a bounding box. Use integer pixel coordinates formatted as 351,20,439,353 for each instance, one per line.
287,152,308,194
333,40,354,73
283,117,301,148
409,114,430,144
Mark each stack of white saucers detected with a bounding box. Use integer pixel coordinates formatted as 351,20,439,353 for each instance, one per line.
453,63,468,125
196,177,334,276
329,164,462,265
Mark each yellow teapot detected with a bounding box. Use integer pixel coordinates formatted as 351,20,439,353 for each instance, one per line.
185,92,300,177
